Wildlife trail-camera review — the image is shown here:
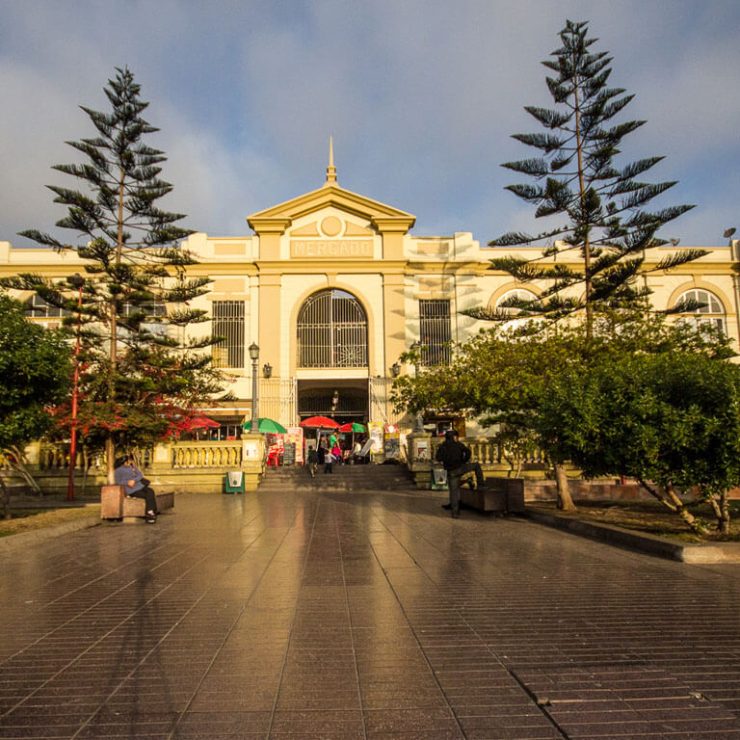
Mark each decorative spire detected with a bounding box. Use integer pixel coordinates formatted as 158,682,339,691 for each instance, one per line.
325,135,337,185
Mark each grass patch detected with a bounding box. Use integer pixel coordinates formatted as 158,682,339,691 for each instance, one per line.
0,505,100,538
543,499,740,543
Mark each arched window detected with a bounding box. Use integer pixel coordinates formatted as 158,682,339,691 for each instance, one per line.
297,290,368,368
674,288,726,333
494,288,539,316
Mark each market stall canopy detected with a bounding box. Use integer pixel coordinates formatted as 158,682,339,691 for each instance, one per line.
243,417,288,434
299,415,339,429
338,422,366,433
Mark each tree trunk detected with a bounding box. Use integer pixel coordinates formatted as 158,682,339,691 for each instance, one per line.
81,453,89,496
554,462,576,511
719,491,731,535
708,490,732,534
0,476,10,520
663,483,708,535
638,479,708,536
6,447,42,496
106,437,115,486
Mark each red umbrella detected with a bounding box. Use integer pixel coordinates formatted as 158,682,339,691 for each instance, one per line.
300,415,339,428
180,415,220,431
166,414,221,439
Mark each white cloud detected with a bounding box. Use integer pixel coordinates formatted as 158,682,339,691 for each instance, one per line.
1,0,738,248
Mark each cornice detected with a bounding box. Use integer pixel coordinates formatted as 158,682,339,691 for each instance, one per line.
254,260,409,274
406,261,490,274
246,218,292,235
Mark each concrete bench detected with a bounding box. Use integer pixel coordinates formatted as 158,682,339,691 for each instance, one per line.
460,477,525,514
100,485,174,521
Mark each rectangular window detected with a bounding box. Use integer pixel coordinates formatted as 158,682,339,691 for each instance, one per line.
122,299,166,318
26,295,66,318
419,299,451,366
212,301,245,368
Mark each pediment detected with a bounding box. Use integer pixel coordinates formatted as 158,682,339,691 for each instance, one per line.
247,183,415,236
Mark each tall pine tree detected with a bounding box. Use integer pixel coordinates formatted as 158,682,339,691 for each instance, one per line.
478,20,706,338
15,67,225,482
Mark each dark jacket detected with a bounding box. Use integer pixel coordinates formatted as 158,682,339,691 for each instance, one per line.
435,439,471,471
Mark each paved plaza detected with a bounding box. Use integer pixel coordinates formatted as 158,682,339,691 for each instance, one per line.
1,490,740,739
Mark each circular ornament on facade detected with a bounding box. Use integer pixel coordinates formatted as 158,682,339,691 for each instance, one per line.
320,216,343,237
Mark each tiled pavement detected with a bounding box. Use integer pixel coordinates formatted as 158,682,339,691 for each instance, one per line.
1,491,739,739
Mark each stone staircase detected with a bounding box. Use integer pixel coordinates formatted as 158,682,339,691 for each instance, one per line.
258,462,417,492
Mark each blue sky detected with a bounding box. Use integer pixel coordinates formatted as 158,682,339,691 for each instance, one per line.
1,0,738,248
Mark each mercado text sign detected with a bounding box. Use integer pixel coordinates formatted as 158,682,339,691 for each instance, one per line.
290,239,373,258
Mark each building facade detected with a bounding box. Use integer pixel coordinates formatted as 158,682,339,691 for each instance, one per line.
2,158,739,438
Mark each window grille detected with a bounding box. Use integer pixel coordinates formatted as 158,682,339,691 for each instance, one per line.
419,299,451,365
297,290,368,368
212,301,245,368
675,288,726,334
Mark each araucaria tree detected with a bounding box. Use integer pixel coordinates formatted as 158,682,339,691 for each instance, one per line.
16,67,224,482
481,19,706,336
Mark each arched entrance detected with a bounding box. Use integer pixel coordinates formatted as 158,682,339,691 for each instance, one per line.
296,289,369,421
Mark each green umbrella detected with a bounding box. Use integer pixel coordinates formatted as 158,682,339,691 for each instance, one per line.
243,417,288,434
339,422,366,433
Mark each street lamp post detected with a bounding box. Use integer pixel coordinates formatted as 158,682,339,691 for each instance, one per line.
67,273,85,501
409,341,424,432
249,342,259,433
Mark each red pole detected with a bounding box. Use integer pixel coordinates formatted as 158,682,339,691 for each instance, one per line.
66,276,84,501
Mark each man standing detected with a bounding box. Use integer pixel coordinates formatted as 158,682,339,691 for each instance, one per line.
435,430,485,518
114,454,158,523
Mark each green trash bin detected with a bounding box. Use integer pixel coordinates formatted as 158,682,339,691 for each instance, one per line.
223,471,245,494
431,465,448,490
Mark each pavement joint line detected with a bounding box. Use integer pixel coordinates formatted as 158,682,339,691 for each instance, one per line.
164,512,295,740
379,499,574,737
74,518,271,740
366,502,489,738
1,493,740,737
0,535,193,670
334,497,370,740
264,494,325,739
2,540,213,723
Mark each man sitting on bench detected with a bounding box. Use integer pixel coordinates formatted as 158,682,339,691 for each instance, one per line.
114,454,158,523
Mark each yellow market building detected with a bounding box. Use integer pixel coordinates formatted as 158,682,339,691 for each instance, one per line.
2,155,739,445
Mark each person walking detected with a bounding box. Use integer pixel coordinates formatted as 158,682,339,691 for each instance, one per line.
323,446,334,474
317,437,333,474
435,430,485,518
114,454,158,523
307,447,318,478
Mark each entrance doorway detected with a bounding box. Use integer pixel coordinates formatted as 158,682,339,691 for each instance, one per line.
296,379,368,423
